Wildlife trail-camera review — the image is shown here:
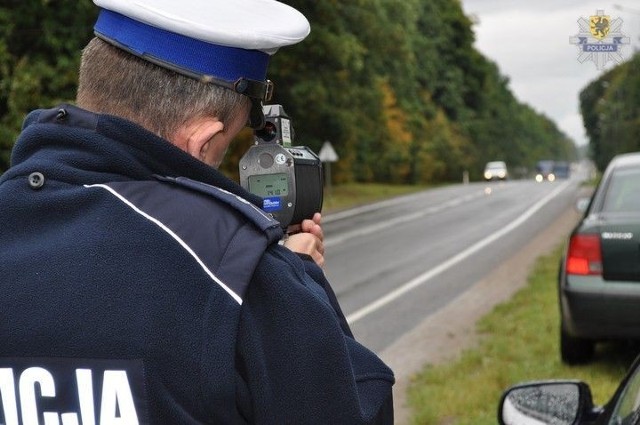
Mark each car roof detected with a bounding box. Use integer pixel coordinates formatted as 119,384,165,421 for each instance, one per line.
609,152,640,169
589,152,640,214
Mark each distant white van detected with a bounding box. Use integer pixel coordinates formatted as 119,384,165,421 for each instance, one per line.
483,161,508,181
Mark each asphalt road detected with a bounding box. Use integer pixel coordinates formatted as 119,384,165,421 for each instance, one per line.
321,169,591,422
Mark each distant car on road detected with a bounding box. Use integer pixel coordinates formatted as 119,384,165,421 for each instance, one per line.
553,161,571,179
559,151,640,364
498,352,640,424
535,160,556,182
484,161,508,181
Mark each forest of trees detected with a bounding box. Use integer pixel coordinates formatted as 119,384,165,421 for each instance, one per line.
580,52,640,172
0,0,578,184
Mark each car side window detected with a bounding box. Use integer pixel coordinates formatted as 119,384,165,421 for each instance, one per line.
602,169,640,212
608,364,640,425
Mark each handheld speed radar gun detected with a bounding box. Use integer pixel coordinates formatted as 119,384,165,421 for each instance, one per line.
239,105,323,230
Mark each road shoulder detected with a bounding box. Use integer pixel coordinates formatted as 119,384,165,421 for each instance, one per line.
380,206,582,425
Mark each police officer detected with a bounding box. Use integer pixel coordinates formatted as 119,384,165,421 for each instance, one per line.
0,0,394,423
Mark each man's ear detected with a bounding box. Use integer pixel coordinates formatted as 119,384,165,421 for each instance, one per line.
175,118,225,160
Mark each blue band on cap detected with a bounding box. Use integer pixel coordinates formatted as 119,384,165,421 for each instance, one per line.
94,9,270,83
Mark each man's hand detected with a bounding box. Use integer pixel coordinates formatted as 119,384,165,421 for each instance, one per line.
283,212,324,267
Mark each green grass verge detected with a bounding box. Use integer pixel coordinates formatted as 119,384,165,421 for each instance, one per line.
322,183,432,213
407,245,639,425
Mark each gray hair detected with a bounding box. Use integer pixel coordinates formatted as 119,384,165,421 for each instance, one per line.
76,37,250,140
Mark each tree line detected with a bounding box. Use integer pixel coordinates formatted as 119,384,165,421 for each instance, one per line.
580,52,640,172
0,0,577,184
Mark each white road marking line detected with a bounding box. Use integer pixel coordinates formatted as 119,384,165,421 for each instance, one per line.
345,181,571,324
325,191,483,248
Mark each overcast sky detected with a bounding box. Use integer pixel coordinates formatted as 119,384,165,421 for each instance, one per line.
459,0,640,147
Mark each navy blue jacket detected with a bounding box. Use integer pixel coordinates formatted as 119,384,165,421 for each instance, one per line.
0,105,394,424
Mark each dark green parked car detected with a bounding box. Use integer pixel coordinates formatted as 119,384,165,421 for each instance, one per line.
559,152,640,364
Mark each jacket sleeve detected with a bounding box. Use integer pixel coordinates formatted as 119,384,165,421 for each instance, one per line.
236,246,395,424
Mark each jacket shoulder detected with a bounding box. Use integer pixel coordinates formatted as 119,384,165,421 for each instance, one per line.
87,177,283,302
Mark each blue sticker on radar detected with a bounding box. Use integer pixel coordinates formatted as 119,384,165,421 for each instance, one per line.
263,197,282,212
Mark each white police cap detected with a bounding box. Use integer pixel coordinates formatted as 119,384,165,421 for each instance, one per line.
92,0,310,128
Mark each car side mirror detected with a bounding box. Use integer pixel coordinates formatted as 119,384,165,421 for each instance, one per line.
498,381,600,425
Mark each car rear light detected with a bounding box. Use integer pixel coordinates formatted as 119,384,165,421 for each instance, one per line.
566,234,602,275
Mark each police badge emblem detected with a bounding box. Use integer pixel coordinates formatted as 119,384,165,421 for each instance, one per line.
570,10,630,70
589,14,610,39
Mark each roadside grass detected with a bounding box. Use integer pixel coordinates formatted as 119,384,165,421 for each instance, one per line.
406,244,640,425
322,183,432,213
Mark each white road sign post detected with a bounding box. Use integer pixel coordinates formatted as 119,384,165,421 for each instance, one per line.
318,141,339,196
